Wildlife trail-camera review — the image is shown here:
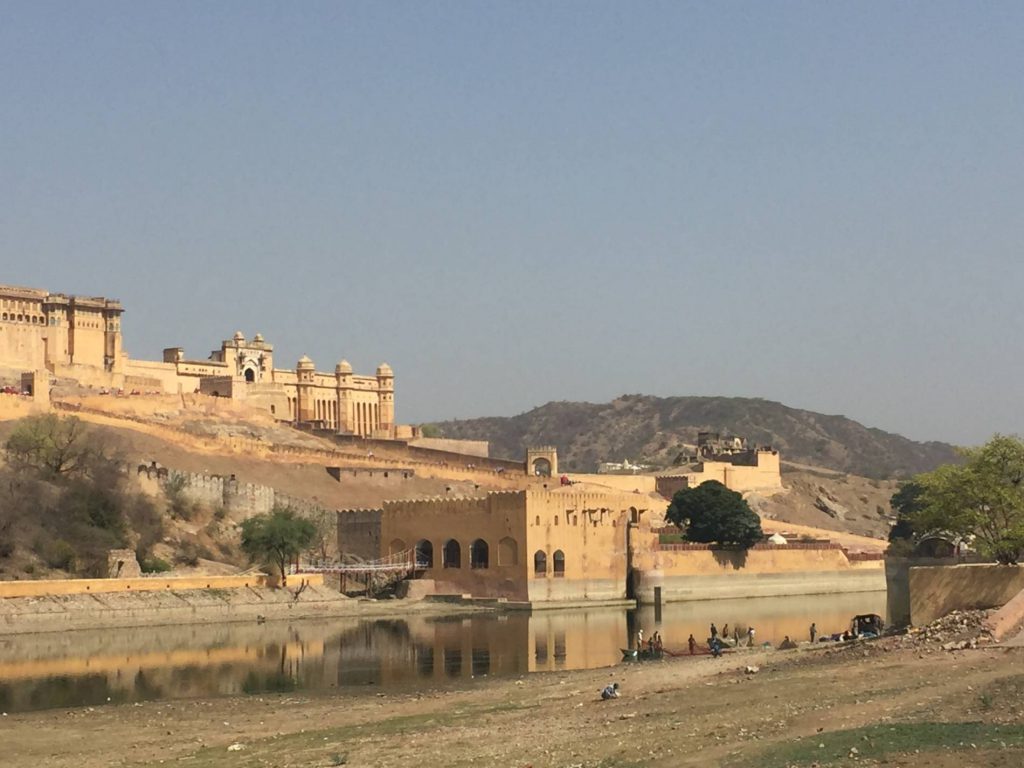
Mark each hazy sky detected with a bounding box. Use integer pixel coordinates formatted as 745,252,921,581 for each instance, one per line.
2,2,1022,445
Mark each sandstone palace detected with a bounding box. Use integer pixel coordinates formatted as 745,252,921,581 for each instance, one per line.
0,283,398,437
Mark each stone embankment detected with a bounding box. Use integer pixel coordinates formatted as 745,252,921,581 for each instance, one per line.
0,584,363,635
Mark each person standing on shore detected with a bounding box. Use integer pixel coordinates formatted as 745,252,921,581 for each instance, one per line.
710,623,718,640
810,622,817,643
747,626,756,647
688,634,696,655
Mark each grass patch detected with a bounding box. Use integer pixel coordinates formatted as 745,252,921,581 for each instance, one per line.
728,722,1024,768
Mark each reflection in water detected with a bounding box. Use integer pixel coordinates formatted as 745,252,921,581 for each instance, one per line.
0,591,885,713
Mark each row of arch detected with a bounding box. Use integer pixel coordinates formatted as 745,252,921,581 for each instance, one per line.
403,538,566,577
405,537,517,570
1,312,45,324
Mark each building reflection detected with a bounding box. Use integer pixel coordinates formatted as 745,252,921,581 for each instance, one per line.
0,592,884,713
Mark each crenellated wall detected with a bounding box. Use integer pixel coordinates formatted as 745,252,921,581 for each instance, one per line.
137,463,332,524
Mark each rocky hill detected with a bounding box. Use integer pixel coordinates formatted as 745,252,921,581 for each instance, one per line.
427,395,960,478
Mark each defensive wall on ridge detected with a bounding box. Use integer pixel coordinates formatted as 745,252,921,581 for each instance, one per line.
136,463,336,520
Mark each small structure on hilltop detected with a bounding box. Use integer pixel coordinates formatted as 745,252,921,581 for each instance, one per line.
655,433,782,496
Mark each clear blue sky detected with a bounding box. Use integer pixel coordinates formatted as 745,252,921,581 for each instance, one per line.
2,2,1022,445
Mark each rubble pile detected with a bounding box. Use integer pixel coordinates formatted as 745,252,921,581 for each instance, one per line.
899,609,995,651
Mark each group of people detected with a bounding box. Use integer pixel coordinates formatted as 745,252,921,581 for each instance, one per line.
635,628,664,654
709,622,757,647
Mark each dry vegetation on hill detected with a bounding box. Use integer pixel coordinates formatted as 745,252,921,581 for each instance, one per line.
0,388,909,580
430,394,960,478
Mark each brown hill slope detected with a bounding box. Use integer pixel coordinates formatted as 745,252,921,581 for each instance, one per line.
428,394,960,478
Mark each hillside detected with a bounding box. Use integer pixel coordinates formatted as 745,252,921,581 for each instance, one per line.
428,394,960,478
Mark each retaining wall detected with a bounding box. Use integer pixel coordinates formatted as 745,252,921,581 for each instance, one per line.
0,573,323,598
907,563,1024,626
0,581,345,636
632,546,885,603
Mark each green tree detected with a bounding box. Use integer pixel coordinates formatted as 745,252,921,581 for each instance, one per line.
889,481,925,543
912,435,1024,565
666,480,763,548
240,507,317,585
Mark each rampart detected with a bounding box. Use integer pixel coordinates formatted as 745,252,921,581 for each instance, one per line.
408,437,490,458
136,463,337,551
630,540,885,603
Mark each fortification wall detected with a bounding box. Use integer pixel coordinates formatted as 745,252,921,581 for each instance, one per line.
136,465,332,531
0,322,47,370
631,544,885,603
564,474,658,493
907,563,1024,626
409,437,490,458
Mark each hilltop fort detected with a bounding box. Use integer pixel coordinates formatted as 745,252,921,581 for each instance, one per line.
0,283,401,437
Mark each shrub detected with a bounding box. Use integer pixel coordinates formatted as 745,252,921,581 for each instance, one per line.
140,556,172,573
44,539,76,571
175,542,200,567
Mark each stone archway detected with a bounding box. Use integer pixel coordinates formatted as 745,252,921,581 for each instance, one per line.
532,457,552,477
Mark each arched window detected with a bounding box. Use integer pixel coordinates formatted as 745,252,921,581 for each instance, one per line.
470,539,489,569
534,550,547,577
443,539,461,568
553,550,565,578
498,537,518,566
415,539,434,568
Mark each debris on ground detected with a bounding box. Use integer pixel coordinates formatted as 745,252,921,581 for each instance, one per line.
898,610,995,651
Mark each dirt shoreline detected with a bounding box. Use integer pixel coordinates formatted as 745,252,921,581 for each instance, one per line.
5,636,1024,768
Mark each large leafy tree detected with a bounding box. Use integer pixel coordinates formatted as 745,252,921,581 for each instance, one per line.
666,480,763,548
240,507,317,585
912,435,1024,565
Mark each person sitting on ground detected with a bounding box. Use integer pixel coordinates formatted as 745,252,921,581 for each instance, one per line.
601,682,620,700
710,637,723,658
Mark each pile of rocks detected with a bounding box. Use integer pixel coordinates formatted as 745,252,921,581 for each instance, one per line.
900,609,995,651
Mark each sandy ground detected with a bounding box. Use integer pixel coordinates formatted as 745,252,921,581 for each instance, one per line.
4,637,1023,768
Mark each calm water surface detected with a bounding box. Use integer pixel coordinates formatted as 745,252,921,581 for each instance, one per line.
0,591,885,713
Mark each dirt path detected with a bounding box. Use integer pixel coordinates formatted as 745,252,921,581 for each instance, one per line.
5,640,1023,768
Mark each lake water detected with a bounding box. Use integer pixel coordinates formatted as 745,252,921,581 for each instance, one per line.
0,591,885,713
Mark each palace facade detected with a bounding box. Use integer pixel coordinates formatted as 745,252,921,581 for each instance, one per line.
0,283,397,437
